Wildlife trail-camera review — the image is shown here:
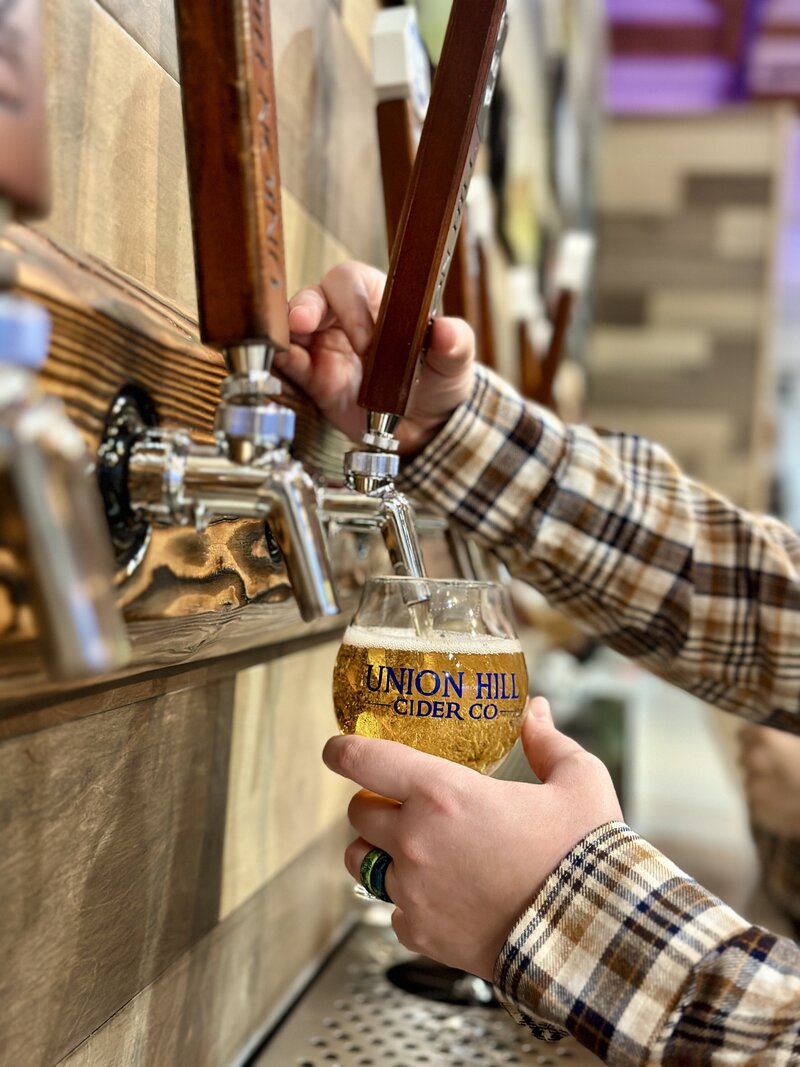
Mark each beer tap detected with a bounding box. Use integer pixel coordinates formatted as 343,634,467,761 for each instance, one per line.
321,0,508,593
102,0,339,623
0,0,130,679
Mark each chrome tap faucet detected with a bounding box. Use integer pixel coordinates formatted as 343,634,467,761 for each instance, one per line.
0,294,131,677
320,426,427,587
122,341,340,622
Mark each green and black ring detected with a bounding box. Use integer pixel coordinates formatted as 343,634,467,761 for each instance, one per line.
359,847,394,903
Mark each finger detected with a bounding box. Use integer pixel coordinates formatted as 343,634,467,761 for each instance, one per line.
348,789,402,848
520,697,588,784
344,835,399,902
318,262,385,355
323,733,460,801
425,316,476,375
287,285,337,338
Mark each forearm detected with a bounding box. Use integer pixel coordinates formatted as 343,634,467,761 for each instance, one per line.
401,366,800,727
493,823,800,1065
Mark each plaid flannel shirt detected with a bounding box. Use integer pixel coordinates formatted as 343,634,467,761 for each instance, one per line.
400,366,800,1064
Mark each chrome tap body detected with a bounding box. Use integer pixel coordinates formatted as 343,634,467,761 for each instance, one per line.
125,344,340,623
318,409,430,602
0,294,131,677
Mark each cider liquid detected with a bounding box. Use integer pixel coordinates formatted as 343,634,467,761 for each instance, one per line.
333,625,528,774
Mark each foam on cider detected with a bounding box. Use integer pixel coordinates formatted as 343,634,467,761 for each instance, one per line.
341,625,523,657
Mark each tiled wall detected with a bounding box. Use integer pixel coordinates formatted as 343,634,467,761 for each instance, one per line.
586,109,788,511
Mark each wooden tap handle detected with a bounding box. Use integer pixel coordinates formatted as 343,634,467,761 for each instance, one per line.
174,0,289,352
0,0,48,218
359,0,507,417
376,97,418,251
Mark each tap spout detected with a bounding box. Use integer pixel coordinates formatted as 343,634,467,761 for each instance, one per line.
0,316,131,679
320,485,427,586
260,461,340,622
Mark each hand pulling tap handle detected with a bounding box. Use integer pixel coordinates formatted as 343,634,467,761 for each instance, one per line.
174,0,289,363
359,0,507,419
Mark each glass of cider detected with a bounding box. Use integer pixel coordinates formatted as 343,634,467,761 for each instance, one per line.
333,577,528,774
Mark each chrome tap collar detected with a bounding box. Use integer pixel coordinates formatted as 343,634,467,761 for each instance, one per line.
214,399,296,451
224,341,274,377
219,370,282,402
344,447,400,495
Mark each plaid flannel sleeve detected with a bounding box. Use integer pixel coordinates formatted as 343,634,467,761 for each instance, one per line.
400,366,800,730
493,823,800,1065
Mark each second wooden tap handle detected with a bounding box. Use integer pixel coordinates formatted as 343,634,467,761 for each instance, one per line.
174,0,289,353
359,0,507,418
0,0,49,218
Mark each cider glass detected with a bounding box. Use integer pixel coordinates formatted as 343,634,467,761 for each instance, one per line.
333,576,528,774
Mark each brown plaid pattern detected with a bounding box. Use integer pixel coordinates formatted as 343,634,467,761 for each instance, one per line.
401,366,800,731
493,823,800,1064
400,367,800,1061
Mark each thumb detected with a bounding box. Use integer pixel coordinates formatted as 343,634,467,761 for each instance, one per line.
426,316,476,375
520,697,586,784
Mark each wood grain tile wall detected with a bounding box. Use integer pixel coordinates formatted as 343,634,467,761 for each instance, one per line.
1,1,383,1063
587,110,788,511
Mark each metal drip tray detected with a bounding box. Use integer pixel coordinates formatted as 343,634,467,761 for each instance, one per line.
256,919,600,1066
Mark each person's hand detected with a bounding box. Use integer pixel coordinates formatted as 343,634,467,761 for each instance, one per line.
322,697,623,981
276,261,476,455
739,724,800,839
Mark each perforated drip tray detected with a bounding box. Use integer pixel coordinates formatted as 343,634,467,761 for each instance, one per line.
256,919,600,1066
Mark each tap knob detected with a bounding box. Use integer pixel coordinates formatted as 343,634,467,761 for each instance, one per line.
0,296,130,678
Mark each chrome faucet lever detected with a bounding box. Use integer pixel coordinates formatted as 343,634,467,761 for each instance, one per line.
0,294,131,678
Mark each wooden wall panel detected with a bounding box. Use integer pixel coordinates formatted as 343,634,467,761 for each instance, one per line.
0,640,352,1067
92,0,180,78
42,0,196,312
40,0,385,317
60,826,354,1067
220,641,351,919
0,679,235,1067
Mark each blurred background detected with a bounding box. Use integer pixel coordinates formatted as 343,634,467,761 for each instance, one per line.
405,0,800,935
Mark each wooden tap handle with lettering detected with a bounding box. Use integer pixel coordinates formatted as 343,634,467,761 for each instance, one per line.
0,0,48,218
174,0,289,352
360,0,507,418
